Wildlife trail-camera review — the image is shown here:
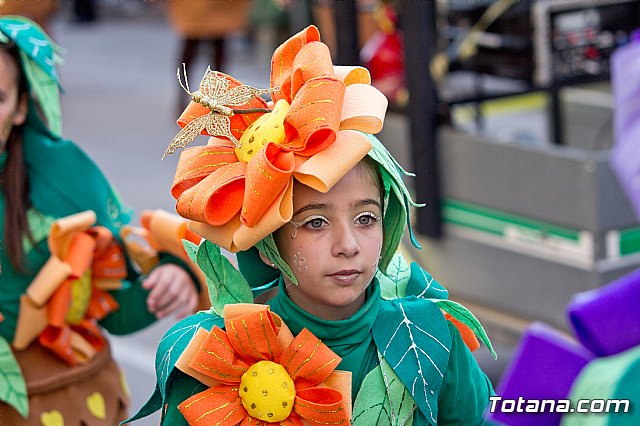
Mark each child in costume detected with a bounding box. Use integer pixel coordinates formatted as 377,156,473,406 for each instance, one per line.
132,25,496,425
0,16,202,425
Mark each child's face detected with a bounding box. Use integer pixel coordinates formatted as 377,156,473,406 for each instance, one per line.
0,49,26,150
275,161,383,320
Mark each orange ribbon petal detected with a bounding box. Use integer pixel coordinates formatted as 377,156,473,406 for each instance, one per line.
179,386,247,425
294,130,372,193
242,143,295,228
224,309,284,363
271,25,321,104
90,234,127,280
177,73,269,142
280,329,341,387
190,327,250,384
39,325,77,365
65,232,96,278
86,288,119,320
172,140,240,200
176,161,246,226
281,76,345,157
48,279,73,327
294,388,349,425
290,42,335,99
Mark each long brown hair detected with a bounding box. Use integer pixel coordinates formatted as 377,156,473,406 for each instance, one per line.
1,41,34,272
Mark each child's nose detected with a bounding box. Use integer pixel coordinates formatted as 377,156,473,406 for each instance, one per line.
332,223,360,257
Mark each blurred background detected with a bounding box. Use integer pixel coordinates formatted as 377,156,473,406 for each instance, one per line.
4,1,640,424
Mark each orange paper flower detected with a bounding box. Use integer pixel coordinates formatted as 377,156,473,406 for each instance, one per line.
170,26,387,251
177,304,351,426
13,211,123,365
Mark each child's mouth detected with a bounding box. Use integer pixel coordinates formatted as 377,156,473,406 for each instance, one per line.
329,270,360,284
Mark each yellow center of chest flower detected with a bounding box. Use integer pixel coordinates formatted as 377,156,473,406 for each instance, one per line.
235,99,290,162
239,360,296,422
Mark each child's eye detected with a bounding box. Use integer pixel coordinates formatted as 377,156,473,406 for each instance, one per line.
355,212,379,226
303,216,328,230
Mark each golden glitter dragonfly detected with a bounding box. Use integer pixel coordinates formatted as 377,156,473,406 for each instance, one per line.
163,65,277,159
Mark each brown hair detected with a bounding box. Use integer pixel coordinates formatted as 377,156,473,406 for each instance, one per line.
1,41,34,272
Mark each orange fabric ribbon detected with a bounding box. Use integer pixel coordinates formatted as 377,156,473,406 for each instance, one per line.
13,211,123,365
175,304,351,426
171,25,387,252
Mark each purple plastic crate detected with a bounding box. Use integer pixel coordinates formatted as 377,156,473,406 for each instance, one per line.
489,322,594,426
567,267,640,357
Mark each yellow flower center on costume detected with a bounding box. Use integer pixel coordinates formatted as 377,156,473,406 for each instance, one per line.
235,99,290,162
239,360,295,422
66,269,92,324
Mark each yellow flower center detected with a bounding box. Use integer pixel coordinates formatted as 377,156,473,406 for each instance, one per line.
235,99,290,162
240,360,295,422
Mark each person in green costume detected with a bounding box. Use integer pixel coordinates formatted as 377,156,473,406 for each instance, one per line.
131,25,496,426
0,15,200,425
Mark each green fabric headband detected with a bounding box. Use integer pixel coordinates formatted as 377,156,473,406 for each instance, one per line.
251,132,423,285
0,15,64,137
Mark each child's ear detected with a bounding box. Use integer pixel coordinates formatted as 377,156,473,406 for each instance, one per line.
12,93,28,126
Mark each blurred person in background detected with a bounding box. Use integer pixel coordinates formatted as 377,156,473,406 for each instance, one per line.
0,15,200,425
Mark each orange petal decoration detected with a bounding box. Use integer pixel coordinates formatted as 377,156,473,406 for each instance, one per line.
294,388,349,425
224,309,283,362
282,76,345,157
172,139,240,199
176,161,246,226
64,232,96,278
280,328,340,386
179,386,247,425
271,25,321,103
242,143,295,227
178,73,269,142
190,327,250,384
290,42,335,99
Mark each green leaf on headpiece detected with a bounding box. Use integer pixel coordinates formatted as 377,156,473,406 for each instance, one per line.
0,336,29,418
431,298,497,359
255,234,297,285
20,51,62,137
189,239,253,315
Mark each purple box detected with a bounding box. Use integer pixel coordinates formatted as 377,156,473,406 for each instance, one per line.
488,322,594,426
567,267,640,357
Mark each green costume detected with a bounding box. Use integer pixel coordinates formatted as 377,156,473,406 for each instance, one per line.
0,16,195,425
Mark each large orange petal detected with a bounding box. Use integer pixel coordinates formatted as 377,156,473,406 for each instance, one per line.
90,236,127,280
242,143,294,228
177,73,269,141
233,179,293,251
281,76,345,157
293,130,371,193
171,140,239,199
280,329,341,386
190,327,250,384
178,386,247,425
64,232,96,278
190,215,242,253
224,309,283,363
294,388,349,425
290,42,335,99
176,162,246,226
271,25,321,103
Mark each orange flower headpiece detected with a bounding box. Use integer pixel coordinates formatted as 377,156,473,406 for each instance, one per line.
166,26,388,253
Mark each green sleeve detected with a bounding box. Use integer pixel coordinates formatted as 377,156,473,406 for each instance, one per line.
437,322,495,426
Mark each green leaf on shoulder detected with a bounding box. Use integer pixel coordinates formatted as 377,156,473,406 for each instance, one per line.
431,299,497,359
156,311,223,400
352,354,415,426
193,239,253,316
377,252,411,300
0,336,28,418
